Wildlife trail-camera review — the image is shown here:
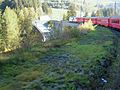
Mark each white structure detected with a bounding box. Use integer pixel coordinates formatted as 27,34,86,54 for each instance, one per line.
32,15,51,42
39,15,51,22
32,20,51,42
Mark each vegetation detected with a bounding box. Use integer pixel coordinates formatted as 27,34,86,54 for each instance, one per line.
42,2,52,15
63,4,76,21
0,25,116,89
103,35,120,90
95,8,115,17
78,20,97,32
3,7,21,52
0,0,41,12
63,20,97,39
0,0,119,89
0,0,41,53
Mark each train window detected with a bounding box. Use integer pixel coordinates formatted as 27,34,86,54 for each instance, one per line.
98,19,101,21
112,20,119,23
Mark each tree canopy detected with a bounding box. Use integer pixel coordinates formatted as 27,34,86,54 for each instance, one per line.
0,0,41,12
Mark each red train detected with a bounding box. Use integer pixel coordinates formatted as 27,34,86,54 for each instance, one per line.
69,16,120,30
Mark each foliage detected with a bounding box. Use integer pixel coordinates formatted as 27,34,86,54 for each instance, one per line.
0,10,5,52
0,0,41,11
63,20,97,39
42,2,52,15
18,7,38,48
63,26,81,39
2,7,21,52
0,0,16,12
63,4,76,21
48,20,54,28
63,13,67,20
95,8,116,17
0,6,40,52
103,36,120,89
78,20,97,34
0,26,115,89
91,12,96,17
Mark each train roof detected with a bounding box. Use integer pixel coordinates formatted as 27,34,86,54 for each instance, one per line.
110,16,120,18
73,16,120,18
97,17,110,18
84,16,110,18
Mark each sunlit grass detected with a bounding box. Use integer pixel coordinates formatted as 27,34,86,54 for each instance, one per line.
0,26,115,89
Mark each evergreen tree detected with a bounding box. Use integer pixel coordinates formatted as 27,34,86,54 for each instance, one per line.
102,8,108,17
84,12,88,17
0,0,41,11
65,4,76,20
0,0,16,12
109,8,114,16
32,0,40,10
95,9,103,17
18,7,37,48
42,2,49,14
91,12,96,17
14,0,23,9
0,10,5,51
42,2,52,15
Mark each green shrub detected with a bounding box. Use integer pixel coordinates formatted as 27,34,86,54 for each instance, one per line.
63,26,81,39
78,20,97,34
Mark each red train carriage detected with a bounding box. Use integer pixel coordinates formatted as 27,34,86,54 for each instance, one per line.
76,17,84,23
109,17,120,30
96,17,110,27
84,18,90,22
91,17,97,24
69,16,120,30
95,18,102,25
69,17,84,23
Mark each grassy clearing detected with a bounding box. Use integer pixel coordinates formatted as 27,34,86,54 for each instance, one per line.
0,26,115,90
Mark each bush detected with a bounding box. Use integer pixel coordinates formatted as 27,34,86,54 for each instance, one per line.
63,26,82,39
78,20,97,34
62,20,97,39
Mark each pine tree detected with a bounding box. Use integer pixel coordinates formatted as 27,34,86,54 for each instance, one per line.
91,12,96,17
32,0,40,10
65,4,76,20
42,2,49,14
0,10,5,52
18,7,37,48
18,0,41,9
96,10,103,17
0,0,16,12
